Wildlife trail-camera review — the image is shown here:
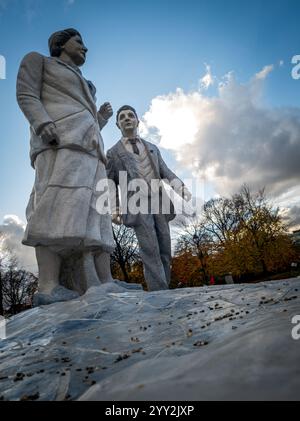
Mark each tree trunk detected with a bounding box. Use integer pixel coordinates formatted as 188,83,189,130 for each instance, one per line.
119,260,129,282
261,258,268,275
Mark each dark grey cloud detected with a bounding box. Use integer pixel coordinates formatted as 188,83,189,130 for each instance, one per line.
142,67,300,202
282,205,300,231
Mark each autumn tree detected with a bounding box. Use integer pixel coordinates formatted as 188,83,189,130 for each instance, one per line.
204,186,296,279
232,185,294,275
174,185,297,284
203,197,239,244
174,218,214,285
170,252,201,288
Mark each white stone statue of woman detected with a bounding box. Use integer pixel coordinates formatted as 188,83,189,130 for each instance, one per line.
16,28,116,305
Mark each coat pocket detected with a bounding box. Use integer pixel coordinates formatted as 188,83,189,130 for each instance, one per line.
53,108,86,124
54,109,98,151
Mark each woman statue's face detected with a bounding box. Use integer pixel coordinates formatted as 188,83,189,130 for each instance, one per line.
61,34,88,66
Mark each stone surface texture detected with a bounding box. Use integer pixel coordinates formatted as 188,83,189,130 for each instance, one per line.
0,278,299,401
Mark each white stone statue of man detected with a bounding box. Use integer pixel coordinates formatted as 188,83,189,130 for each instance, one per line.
106,105,192,291
16,28,116,305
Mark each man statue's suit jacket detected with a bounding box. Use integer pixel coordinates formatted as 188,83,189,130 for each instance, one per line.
106,139,185,227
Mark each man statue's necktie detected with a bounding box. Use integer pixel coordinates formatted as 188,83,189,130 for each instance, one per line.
128,138,140,155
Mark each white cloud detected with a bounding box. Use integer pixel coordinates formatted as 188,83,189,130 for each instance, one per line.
2,215,25,230
0,215,37,274
141,65,300,226
255,64,274,80
140,88,202,150
199,64,214,90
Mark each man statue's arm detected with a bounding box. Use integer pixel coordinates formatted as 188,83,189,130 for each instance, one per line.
16,52,54,135
157,147,192,201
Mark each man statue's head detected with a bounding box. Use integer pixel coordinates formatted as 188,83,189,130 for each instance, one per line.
48,28,88,66
116,105,139,138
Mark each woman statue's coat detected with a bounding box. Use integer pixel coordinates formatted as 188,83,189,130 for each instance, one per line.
16,52,114,254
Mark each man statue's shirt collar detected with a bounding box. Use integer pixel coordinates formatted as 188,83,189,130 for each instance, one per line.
122,135,142,144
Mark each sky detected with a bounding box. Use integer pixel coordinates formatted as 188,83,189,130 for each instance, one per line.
1,0,300,270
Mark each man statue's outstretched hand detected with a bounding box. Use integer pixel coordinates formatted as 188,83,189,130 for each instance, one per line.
39,122,60,146
99,102,113,121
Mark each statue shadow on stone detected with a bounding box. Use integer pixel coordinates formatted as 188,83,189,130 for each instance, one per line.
60,252,109,295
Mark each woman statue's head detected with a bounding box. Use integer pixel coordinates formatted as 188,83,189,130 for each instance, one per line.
48,28,88,66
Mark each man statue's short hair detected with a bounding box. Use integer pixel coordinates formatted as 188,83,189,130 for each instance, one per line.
116,105,139,123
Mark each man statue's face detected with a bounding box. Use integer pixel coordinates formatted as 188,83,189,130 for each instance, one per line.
61,35,88,66
117,109,139,135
